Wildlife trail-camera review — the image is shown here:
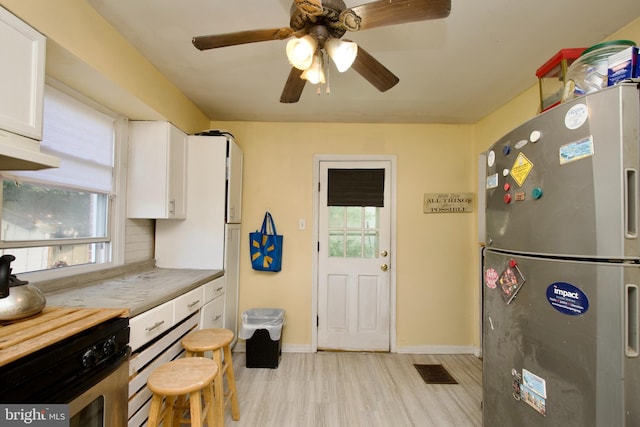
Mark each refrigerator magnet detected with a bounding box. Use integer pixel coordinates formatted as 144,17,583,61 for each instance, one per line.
521,369,547,416
485,268,498,289
499,262,526,305
546,282,589,315
564,103,588,130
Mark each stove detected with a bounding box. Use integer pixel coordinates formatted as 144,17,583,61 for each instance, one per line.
0,316,130,404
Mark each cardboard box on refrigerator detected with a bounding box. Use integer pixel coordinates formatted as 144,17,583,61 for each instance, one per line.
608,46,638,86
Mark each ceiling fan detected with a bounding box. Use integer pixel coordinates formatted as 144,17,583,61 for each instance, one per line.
192,0,451,103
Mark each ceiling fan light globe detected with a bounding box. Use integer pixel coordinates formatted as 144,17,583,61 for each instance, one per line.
325,38,358,72
286,35,318,70
301,52,326,84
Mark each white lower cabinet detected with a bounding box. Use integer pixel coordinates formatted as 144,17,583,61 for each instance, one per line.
173,286,204,322
128,301,173,352
200,296,225,329
127,276,224,427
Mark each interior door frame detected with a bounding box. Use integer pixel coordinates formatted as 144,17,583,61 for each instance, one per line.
311,154,398,353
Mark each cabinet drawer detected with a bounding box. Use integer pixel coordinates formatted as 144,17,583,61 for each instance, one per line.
200,296,225,330
203,276,225,303
174,286,205,322
129,302,173,351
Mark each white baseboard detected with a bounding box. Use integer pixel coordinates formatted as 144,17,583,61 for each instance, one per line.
396,345,476,355
234,341,479,356
233,341,313,353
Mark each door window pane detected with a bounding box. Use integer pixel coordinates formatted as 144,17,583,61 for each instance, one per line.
328,206,380,259
328,206,344,228
346,232,362,257
346,207,362,228
328,231,345,257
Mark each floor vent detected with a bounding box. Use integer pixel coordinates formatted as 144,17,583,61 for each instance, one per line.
414,364,458,384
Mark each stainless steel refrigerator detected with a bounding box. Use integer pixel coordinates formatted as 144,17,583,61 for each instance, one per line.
483,82,640,426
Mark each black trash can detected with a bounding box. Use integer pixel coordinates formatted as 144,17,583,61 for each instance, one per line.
240,308,285,368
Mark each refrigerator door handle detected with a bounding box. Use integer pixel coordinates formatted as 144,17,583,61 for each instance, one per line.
625,284,639,357
624,168,638,239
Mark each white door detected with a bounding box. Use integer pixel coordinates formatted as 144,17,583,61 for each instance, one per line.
317,161,392,351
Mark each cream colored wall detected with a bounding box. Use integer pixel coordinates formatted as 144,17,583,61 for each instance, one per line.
0,0,209,133
4,0,637,352
212,121,477,351
475,16,640,155
470,17,640,350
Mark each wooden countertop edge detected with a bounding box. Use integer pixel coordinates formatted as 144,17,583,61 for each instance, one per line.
0,306,128,367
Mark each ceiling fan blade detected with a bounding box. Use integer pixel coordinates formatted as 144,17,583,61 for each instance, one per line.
280,67,307,103
193,27,294,50
294,0,323,17
342,0,451,31
349,43,399,92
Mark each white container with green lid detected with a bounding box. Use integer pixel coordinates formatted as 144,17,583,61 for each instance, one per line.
562,40,636,102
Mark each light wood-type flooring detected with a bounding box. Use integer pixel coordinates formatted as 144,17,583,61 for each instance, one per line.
223,351,482,427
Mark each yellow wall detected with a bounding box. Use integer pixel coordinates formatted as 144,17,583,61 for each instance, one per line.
212,121,477,350
3,0,639,352
474,16,640,155
0,0,209,133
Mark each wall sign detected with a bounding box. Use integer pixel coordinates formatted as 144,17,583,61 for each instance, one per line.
423,193,474,213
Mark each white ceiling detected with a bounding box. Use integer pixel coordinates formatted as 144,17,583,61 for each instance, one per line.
84,0,640,124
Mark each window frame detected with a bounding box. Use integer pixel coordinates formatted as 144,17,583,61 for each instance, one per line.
0,79,126,281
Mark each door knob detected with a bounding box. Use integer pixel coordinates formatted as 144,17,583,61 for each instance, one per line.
380,263,388,272
381,250,388,257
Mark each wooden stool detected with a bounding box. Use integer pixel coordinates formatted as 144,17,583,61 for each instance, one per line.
146,357,218,427
182,328,240,424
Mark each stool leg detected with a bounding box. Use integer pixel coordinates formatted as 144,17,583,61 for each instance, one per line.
164,395,176,427
203,382,217,427
189,391,203,427
223,344,241,421
147,394,163,427
213,349,225,427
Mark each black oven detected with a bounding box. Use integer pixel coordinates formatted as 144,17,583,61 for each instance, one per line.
0,317,130,426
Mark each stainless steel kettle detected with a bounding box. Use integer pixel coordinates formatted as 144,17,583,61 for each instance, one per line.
0,254,46,321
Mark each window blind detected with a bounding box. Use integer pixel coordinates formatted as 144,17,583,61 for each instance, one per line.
11,85,115,193
327,168,385,207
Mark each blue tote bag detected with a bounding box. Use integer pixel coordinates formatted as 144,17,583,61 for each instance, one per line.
249,212,283,272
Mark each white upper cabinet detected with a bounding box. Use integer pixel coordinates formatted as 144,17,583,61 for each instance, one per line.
0,6,44,140
0,6,59,170
127,121,187,219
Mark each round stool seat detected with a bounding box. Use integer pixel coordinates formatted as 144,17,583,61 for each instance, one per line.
182,328,233,353
147,357,218,396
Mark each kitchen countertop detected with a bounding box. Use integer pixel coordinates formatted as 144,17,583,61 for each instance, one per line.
44,268,223,317
0,306,128,367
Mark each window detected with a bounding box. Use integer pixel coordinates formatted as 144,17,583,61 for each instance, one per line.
326,168,385,258
0,84,118,275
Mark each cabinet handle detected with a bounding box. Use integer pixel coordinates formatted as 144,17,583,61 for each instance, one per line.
145,320,165,332
187,299,201,309
169,199,175,215
214,314,222,321
216,287,224,292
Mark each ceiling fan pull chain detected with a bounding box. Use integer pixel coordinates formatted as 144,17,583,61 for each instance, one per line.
325,52,331,95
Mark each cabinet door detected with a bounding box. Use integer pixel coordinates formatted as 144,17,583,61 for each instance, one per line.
0,6,45,140
167,124,187,218
226,139,243,223
224,224,241,338
129,301,174,351
173,286,204,322
201,296,225,330
127,121,187,219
